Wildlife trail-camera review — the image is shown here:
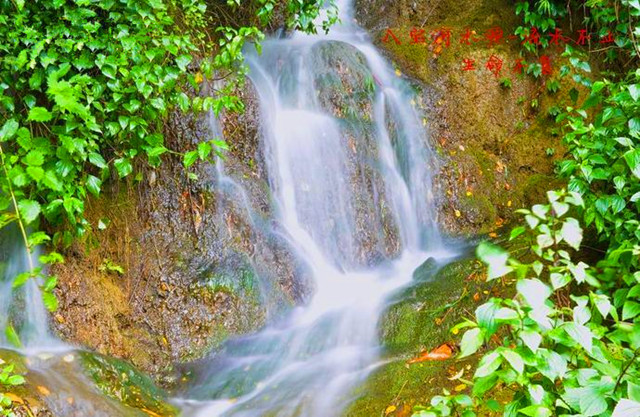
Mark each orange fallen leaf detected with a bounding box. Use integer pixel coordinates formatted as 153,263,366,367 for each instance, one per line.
37,386,50,396
473,292,481,302
407,343,454,364
488,232,498,238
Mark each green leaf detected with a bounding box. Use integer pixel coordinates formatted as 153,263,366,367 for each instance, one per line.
623,301,640,320
613,399,640,417
18,200,41,224
476,242,512,280
27,107,53,122
564,322,593,353
86,175,102,196
500,350,524,374
5,325,21,349
459,327,484,358
475,351,502,378
0,119,19,141
12,272,31,288
520,330,542,352
24,150,44,166
88,152,107,169
625,149,640,179
42,292,58,312
7,375,25,386
43,170,63,191
183,150,199,168
560,218,582,250
26,166,44,181
630,84,640,101
114,158,133,178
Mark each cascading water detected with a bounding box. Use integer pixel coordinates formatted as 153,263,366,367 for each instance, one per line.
0,231,61,351
179,1,452,415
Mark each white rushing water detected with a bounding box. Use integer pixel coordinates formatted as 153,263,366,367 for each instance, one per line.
0,233,64,352
180,1,452,416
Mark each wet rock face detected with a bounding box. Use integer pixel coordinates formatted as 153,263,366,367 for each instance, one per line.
0,349,177,417
354,0,565,237
51,79,311,380
311,40,402,265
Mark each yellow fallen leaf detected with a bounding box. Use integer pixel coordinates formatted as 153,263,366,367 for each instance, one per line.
452,327,459,335
422,118,427,126
395,69,402,77
454,210,461,218
507,200,512,207
194,72,204,84
466,191,472,197
454,383,467,392
385,405,397,415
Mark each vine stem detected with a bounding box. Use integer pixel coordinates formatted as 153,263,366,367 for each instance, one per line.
614,348,640,393
0,142,35,272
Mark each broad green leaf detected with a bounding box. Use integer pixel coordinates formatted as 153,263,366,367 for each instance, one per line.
42,292,58,312
86,175,102,196
18,199,41,224
459,327,484,358
623,301,640,320
612,399,640,417
476,242,512,280
114,158,133,178
5,325,21,349
625,149,640,179
27,107,53,122
564,322,593,353
500,350,524,374
88,152,107,169
183,150,199,168
24,150,44,166
0,119,19,141
520,329,542,352
475,351,502,378
560,218,583,250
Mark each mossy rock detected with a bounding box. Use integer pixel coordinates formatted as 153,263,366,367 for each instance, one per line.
311,40,376,122
79,351,179,416
345,256,486,416
0,349,177,417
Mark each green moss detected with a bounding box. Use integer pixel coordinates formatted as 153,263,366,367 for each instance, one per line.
344,257,485,416
79,351,179,416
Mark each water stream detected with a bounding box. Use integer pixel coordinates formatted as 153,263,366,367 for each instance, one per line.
178,1,451,415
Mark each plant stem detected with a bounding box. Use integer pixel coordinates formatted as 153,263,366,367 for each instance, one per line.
614,348,640,393
0,142,34,272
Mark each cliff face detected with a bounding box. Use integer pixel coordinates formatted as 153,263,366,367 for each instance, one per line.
50,79,312,379
355,0,565,237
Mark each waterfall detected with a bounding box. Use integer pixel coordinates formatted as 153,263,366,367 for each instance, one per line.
178,1,451,415
0,229,63,352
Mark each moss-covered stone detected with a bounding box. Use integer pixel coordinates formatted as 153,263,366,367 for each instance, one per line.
344,257,488,417
79,351,178,416
0,349,177,417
